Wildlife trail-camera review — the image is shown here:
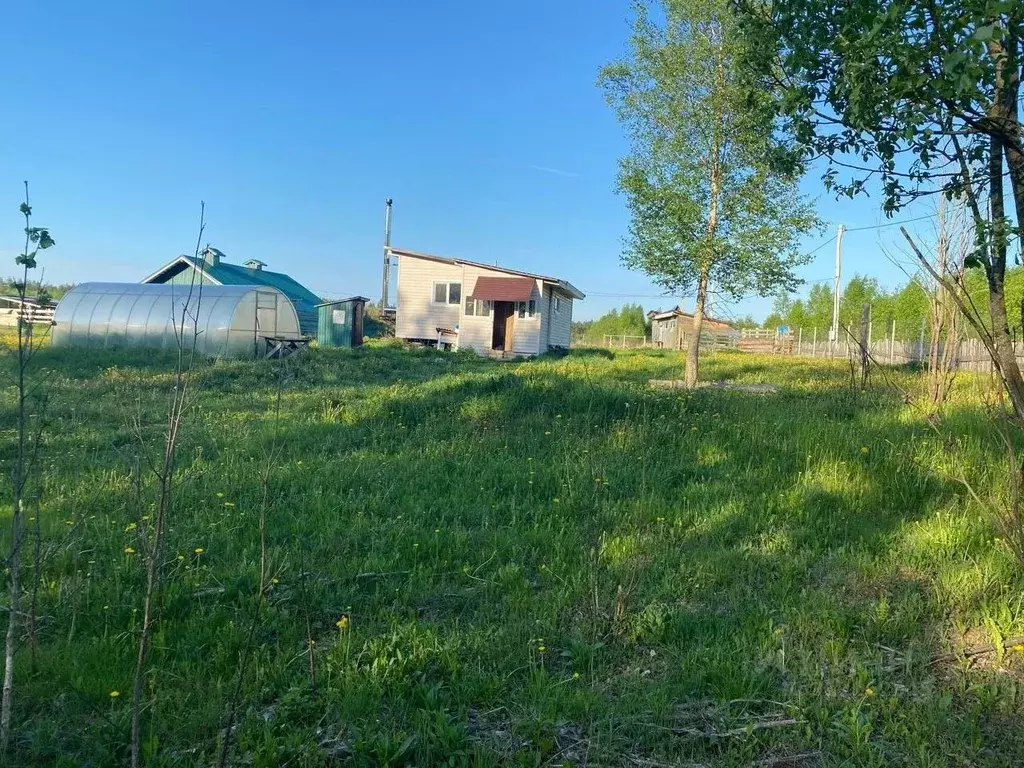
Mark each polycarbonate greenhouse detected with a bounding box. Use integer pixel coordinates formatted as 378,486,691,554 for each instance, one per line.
52,283,302,358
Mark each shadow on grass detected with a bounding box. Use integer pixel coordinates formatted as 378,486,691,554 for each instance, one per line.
7,345,1024,766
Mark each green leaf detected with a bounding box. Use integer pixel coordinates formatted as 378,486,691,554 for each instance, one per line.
973,24,996,42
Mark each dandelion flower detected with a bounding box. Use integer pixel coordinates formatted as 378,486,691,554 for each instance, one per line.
1014,644,1024,653
110,690,120,698
194,547,205,555
544,431,552,436
860,446,869,455
572,672,580,680
124,522,137,532
123,547,135,555
336,616,350,630
865,687,875,697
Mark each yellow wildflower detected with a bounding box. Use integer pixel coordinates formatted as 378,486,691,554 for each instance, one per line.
123,547,135,555
109,690,120,698
194,547,205,555
860,446,869,455
336,616,350,630
865,687,875,697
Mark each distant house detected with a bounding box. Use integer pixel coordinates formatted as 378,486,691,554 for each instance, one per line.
648,307,735,348
390,247,584,356
143,248,322,336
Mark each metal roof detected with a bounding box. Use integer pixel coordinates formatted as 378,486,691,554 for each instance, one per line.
317,295,370,307
469,276,535,302
388,247,585,300
143,254,323,335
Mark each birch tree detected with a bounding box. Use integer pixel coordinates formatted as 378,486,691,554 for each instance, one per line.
600,0,817,386
740,0,1024,419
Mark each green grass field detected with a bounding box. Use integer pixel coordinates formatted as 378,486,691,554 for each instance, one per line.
2,341,1023,766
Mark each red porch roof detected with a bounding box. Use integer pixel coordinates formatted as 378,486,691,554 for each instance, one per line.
469,276,535,302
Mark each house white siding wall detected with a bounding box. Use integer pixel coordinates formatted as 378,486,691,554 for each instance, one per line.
397,254,558,355
543,286,573,348
395,256,462,340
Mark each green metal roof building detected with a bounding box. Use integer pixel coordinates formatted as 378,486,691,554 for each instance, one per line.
142,248,323,336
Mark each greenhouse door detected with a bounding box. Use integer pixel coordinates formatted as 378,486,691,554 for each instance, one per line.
254,291,279,354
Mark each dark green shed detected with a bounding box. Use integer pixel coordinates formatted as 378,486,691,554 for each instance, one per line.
316,296,368,348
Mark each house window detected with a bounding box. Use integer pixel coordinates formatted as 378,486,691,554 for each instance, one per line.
465,297,492,316
433,282,462,305
528,299,536,317
553,296,562,313
332,309,346,324
517,301,526,318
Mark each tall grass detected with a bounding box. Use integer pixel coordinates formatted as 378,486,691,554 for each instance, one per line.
1,341,1022,766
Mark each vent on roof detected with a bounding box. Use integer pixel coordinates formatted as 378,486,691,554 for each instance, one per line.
244,259,266,272
202,247,224,267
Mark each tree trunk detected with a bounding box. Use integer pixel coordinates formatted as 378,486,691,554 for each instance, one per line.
999,21,1024,244
685,268,710,388
683,30,725,390
986,37,1024,421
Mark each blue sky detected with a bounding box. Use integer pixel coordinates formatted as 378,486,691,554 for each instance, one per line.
1,0,933,322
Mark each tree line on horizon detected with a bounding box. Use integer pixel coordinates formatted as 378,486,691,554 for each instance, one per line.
765,267,1024,340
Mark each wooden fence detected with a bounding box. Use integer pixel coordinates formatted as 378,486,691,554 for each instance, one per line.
0,302,55,327
596,331,739,352
744,327,1004,373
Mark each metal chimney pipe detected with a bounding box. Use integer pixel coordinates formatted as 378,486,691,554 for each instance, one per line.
382,199,393,309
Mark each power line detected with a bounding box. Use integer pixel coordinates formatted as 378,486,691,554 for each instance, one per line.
583,291,674,298
805,234,837,255
844,213,939,232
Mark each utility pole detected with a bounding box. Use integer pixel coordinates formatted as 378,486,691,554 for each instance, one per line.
829,224,845,349
381,199,394,311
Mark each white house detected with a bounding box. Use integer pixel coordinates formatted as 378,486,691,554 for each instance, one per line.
390,247,584,356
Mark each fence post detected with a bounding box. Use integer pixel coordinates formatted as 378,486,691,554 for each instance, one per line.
889,320,896,364
918,318,926,363
858,305,870,387
798,327,803,355
812,327,818,357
